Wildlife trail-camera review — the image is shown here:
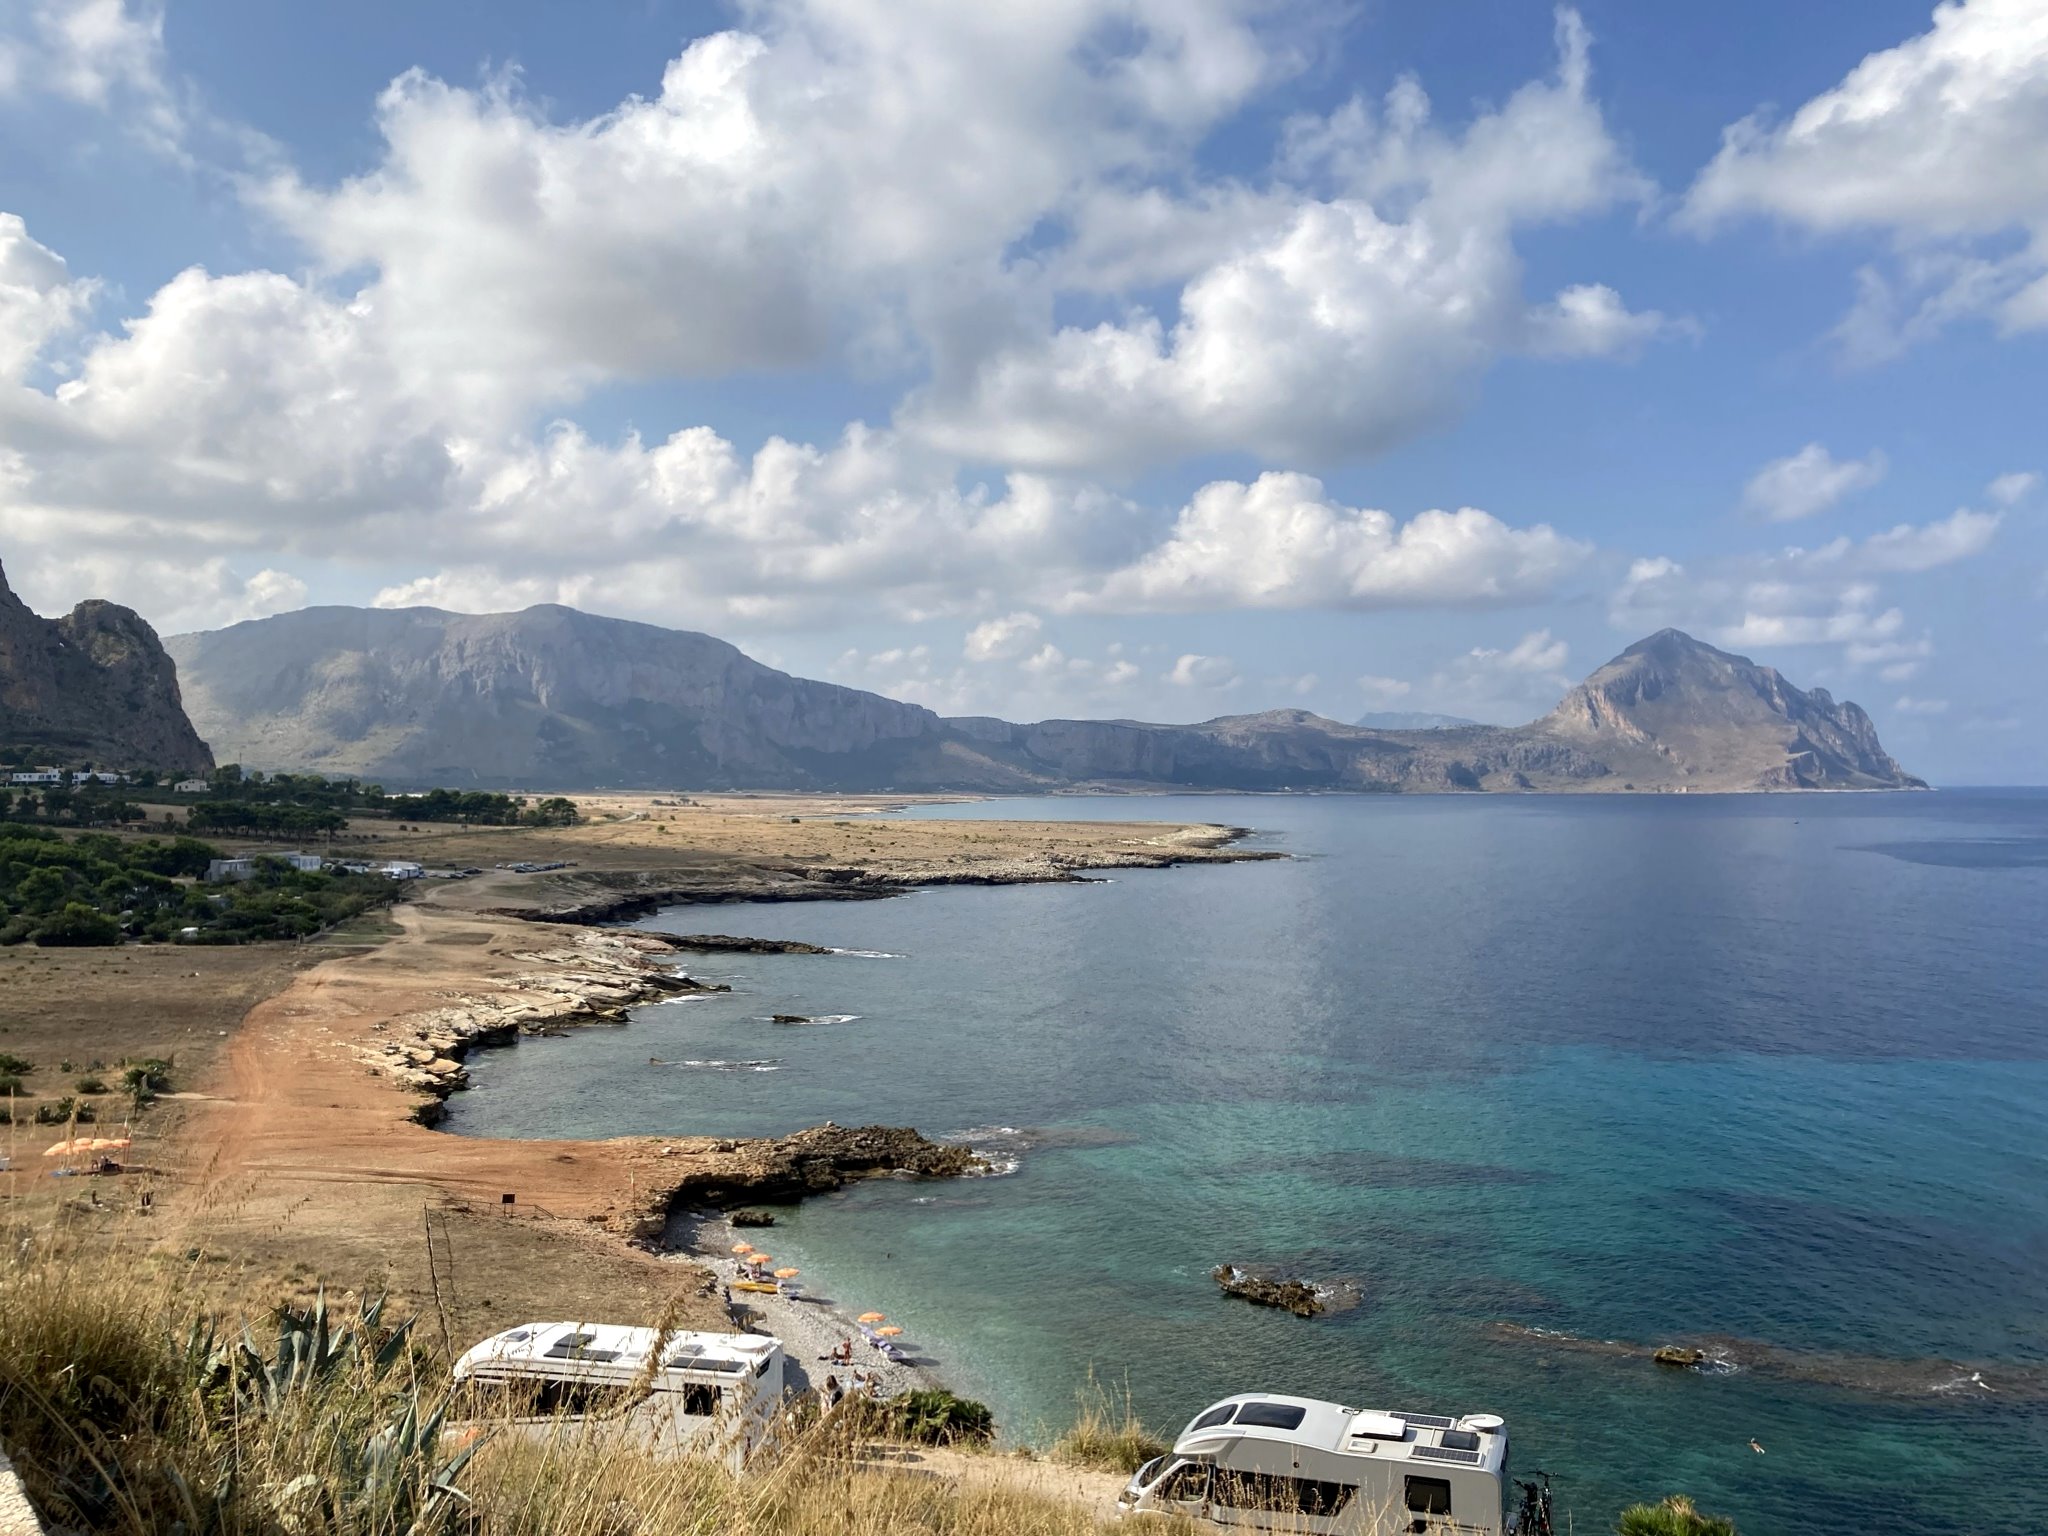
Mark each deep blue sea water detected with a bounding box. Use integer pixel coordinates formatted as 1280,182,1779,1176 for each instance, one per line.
445,791,2048,1534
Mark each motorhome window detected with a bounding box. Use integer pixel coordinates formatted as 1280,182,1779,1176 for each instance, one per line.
1190,1404,1239,1430
531,1379,628,1418
681,1383,723,1415
756,1356,772,1377
1405,1476,1454,1516
1211,1471,1355,1517
1153,1462,1211,1502
1232,1402,1309,1430
1440,1429,1480,1452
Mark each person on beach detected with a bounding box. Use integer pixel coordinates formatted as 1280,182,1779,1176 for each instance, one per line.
823,1374,841,1406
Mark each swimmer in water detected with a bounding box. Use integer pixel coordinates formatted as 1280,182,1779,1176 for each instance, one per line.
1749,1439,1765,1455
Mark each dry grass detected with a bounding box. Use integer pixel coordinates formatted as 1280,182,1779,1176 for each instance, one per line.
0,1237,1185,1536
1049,1375,1168,1475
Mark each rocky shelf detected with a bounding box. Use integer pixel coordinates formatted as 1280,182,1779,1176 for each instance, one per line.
354,929,730,1120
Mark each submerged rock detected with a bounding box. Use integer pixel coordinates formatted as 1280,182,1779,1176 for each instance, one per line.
770,1014,812,1024
1653,1346,1707,1369
1213,1265,1325,1318
660,935,835,955
729,1209,776,1227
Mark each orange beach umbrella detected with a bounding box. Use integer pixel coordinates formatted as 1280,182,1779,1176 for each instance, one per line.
876,1326,904,1337
774,1268,801,1279
730,1243,754,1254
746,1253,774,1266
857,1311,886,1324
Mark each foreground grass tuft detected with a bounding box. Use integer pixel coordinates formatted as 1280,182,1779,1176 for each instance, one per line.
1050,1375,1168,1475
1618,1493,1738,1535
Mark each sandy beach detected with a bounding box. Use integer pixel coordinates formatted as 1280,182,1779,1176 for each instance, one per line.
669,1210,947,1402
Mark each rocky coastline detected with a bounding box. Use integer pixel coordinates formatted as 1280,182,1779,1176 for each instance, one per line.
358,928,733,1120
486,823,1276,925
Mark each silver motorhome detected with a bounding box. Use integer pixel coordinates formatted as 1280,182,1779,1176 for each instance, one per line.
451,1321,787,1468
1120,1394,1515,1534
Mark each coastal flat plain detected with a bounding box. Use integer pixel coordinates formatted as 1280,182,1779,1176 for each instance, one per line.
2,795,1265,1366
448,789,2048,1536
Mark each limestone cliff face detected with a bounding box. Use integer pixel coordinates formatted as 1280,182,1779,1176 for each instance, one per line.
0,561,213,772
166,604,939,787
166,606,1921,793
1528,629,1924,791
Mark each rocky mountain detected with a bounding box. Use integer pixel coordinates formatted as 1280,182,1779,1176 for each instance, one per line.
0,560,213,773
166,606,1923,793
164,604,945,789
1354,710,1481,730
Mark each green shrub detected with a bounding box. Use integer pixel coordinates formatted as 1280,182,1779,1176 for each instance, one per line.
122,1058,174,1103
31,901,122,946
1618,1494,1738,1536
74,1075,108,1095
0,1051,32,1075
873,1389,996,1447
0,1074,24,1098
32,1096,93,1125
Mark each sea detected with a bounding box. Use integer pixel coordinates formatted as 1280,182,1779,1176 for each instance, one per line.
442,790,2048,1535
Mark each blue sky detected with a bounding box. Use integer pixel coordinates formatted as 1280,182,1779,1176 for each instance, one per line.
1,0,2044,782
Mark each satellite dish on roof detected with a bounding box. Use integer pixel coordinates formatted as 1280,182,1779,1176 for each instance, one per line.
1464,1413,1505,1433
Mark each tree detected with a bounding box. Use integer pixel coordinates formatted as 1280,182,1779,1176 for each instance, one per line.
16,867,67,914
33,902,122,947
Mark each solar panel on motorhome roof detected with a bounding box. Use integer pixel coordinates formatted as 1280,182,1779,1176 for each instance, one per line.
1399,1412,1456,1429
1412,1445,1483,1465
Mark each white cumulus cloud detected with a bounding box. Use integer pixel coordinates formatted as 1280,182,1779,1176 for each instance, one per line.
1741,443,1886,523
1685,0,2048,355
1083,472,1589,613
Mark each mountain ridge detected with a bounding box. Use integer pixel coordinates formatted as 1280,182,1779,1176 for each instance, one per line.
163,606,1923,794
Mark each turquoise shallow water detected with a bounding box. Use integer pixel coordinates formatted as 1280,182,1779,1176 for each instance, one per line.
445,791,2048,1534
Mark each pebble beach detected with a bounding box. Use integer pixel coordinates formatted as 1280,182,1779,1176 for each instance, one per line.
671,1212,947,1402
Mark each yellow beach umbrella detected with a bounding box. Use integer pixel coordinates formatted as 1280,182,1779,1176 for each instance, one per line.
747,1253,774,1266
876,1326,904,1338
857,1311,886,1324
730,1242,754,1254
774,1268,801,1279
40,1139,80,1157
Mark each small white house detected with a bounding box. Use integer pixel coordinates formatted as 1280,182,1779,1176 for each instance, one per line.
278,852,325,873
173,778,211,794
8,769,62,785
205,858,257,883
379,860,424,880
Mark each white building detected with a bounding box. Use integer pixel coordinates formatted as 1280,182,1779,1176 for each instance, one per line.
8,769,61,785
205,858,257,883
173,778,211,794
70,770,129,785
279,852,325,873
379,861,425,880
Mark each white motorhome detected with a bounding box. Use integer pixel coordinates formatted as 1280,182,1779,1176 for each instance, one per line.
451,1321,788,1469
1120,1394,1517,1535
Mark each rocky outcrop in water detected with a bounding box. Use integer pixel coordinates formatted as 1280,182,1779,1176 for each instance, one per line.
657,934,835,955
0,560,213,772
1213,1265,1326,1318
